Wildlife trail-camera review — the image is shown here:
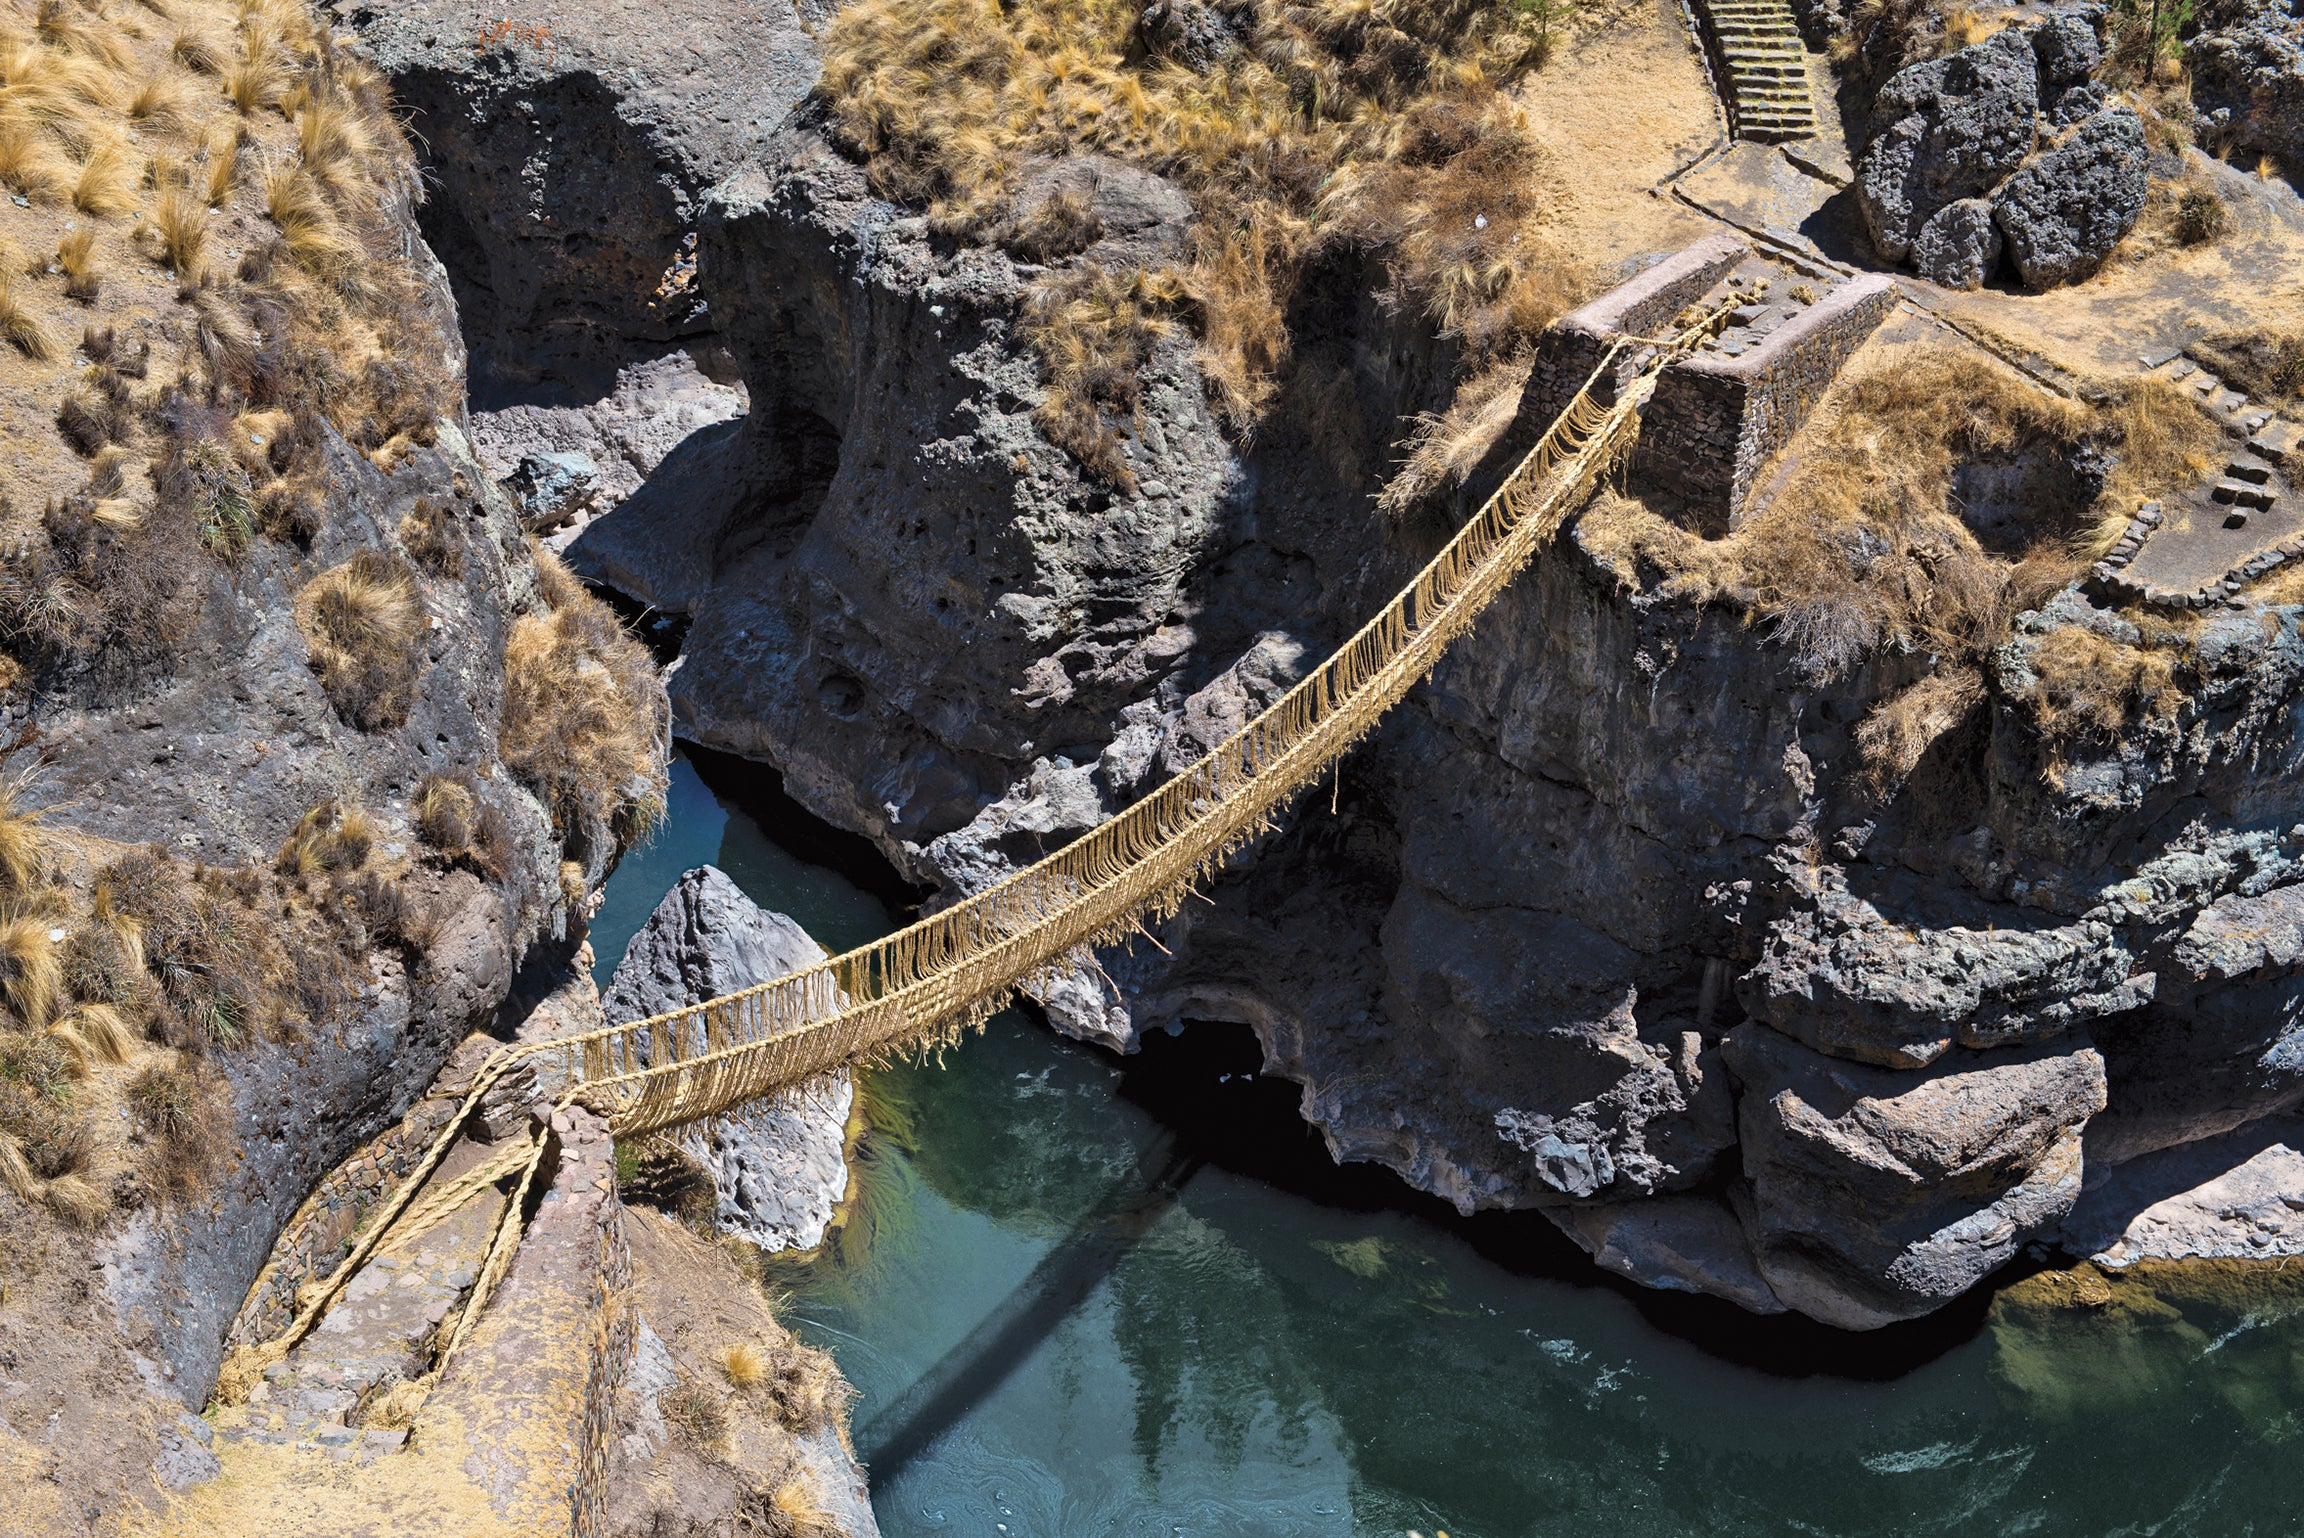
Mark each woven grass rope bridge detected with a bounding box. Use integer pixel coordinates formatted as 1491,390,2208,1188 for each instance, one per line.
219,297,1735,1394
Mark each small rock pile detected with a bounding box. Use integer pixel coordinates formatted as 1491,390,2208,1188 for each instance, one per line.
1857,13,2148,291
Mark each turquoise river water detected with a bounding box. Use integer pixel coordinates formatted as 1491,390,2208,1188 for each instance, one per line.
593,750,2304,1538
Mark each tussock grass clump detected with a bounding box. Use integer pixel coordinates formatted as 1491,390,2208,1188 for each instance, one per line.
45,1002,136,1074
0,915,62,1029
411,773,507,878
294,553,423,729
0,277,55,359
0,119,63,200
662,1378,729,1453
1377,352,1531,517
1581,346,2227,772
147,184,207,274
762,1476,841,1538
762,1336,853,1434
275,798,377,877
71,141,135,216
0,1028,95,1216
720,1340,771,1390
54,225,99,301
126,1057,227,1196
97,847,284,1048
397,495,462,577
819,0,1585,481
500,549,668,844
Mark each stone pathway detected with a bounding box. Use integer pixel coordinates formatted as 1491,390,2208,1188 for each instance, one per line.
2101,353,2300,606
211,1138,514,1465
1691,0,1817,143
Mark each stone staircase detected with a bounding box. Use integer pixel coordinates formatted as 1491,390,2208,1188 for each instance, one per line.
1692,0,1818,143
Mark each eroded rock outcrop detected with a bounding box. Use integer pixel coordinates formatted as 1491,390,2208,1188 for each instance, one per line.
2190,0,2304,170
1991,106,2149,290
1726,1027,2105,1328
603,867,852,1252
1858,28,2040,262
1856,13,2146,287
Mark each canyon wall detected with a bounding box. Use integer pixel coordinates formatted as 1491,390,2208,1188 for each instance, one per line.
348,0,2304,1330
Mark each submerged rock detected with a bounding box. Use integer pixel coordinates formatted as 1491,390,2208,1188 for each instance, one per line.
603,866,853,1252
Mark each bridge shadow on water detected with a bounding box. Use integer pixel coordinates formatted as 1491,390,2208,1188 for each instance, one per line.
853,1133,1206,1479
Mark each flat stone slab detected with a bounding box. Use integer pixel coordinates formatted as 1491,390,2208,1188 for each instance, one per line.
1781,137,1852,186
2252,420,2301,465
1678,140,1843,257
2062,1116,2304,1265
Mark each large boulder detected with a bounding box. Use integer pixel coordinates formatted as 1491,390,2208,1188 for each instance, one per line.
1991,107,2149,290
2190,0,2304,169
1725,1026,2108,1329
1912,196,2004,288
1858,29,2041,262
603,866,854,1252
2029,9,2106,125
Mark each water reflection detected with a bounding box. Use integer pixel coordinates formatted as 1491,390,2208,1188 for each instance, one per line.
601,749,2304,1537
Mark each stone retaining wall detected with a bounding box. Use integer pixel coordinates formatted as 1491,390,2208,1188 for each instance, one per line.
1520,233,1751,436
2088,501,2304,609
1634,272,1896,532
221,1097,458,1351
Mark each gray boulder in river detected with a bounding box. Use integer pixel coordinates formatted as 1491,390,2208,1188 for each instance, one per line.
603,866,854,1252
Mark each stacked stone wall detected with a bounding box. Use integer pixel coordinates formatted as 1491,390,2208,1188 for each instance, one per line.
221,1096,459,1351
1635,272,1895,531
1519,233,1751,437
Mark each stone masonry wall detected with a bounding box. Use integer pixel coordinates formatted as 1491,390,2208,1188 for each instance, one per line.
1520,232,1751,437
1635,273,1896,531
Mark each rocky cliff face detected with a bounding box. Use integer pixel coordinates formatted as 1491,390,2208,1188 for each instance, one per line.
344,0,2304,1331
0,9,669,1520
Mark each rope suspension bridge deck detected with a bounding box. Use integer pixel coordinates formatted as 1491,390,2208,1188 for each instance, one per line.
219,297,1735,1401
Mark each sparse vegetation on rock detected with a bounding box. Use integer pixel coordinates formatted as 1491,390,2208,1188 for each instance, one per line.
819,0,1591,483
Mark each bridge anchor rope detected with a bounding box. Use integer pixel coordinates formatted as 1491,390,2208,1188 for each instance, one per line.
213,298,1733,1404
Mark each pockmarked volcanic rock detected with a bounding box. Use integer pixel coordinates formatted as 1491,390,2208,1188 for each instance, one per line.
2189,0,2304,168
1726,1026,2108,1330
2029,9,2106,124
1912,195,2004,288
1991,107,2150,290
1858,29,2041,261
603,866,853,1251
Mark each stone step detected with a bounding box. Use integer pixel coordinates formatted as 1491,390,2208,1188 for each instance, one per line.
2227,461,2273,485
2249,421,2300,464
2214,480,2279,510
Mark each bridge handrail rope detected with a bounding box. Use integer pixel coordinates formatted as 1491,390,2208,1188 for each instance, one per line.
219,299,1732,1394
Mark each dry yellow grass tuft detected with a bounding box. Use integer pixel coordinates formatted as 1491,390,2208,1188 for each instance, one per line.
0,915,62,1029
500,548,669,844
294,553,424,729
0,275,54,357
71,139,136,215
1377,352,1532,517
54,224,99,301
1582,345,2226,769
147,183,206,273
818,0,1587,481
720,1340,771,1390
